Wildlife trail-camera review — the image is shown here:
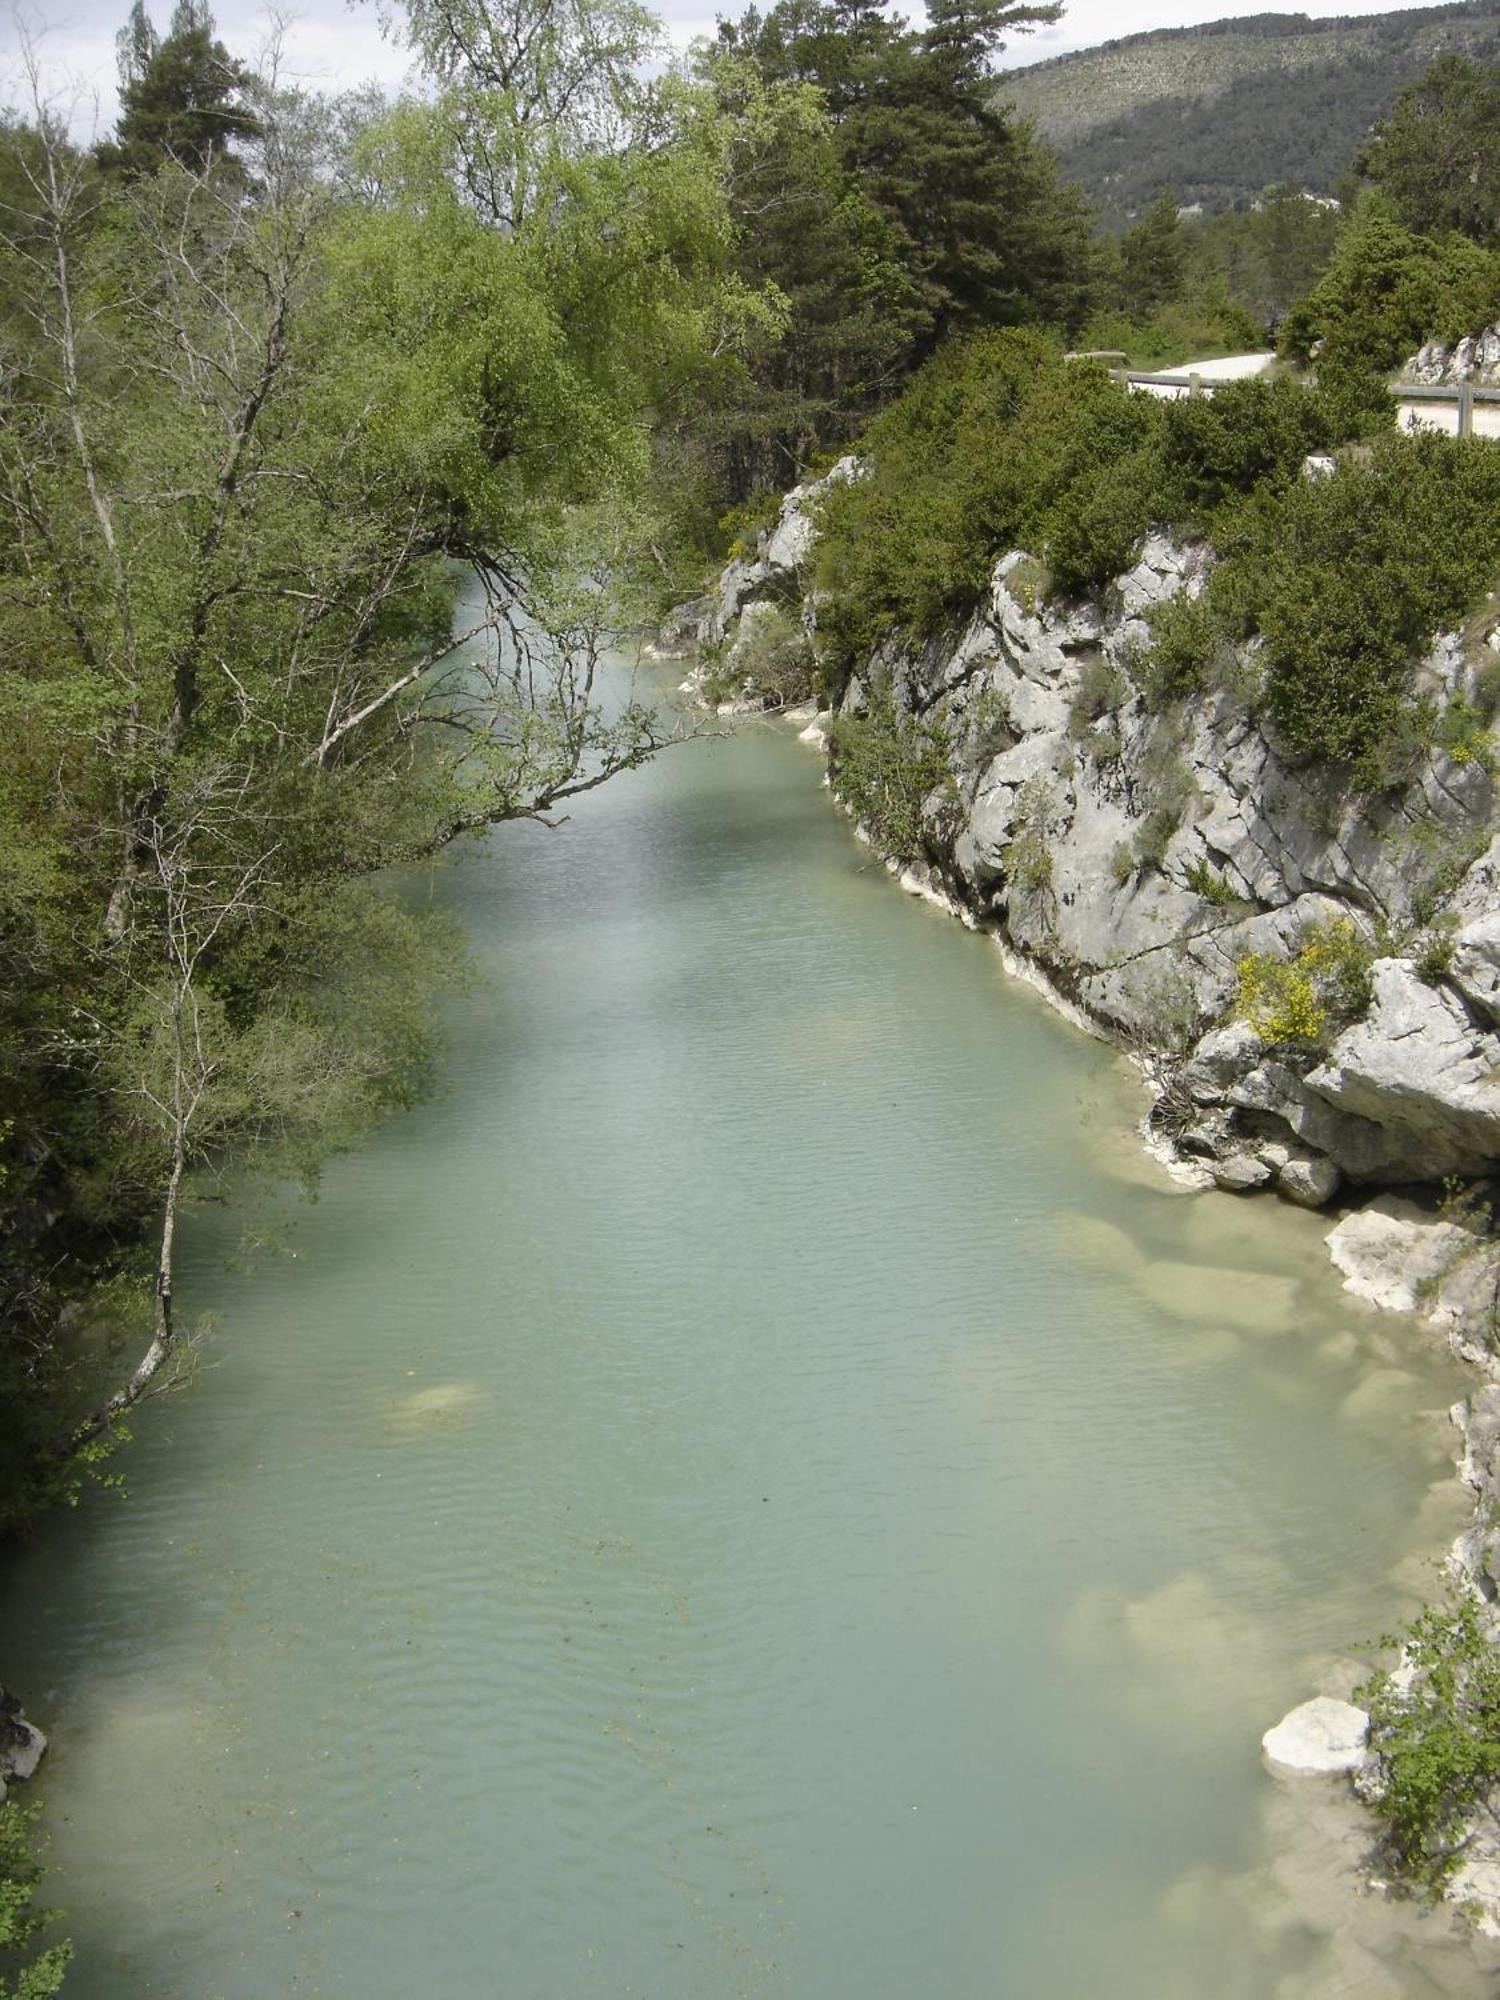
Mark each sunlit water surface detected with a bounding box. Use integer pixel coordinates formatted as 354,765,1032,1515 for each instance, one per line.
4,662,1497,1998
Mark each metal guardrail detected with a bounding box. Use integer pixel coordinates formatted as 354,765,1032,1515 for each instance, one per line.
1389,381,1500,436
1074,357,1500,435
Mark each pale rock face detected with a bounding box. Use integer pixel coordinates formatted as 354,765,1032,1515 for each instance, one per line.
1452,913,1500,1027
1181,1022,1263,1104
1115,531,1200,616
687,511,1500,1334
1262,1696,1370,1775
1405,324,1500,387
0,1694,45,1785
663,455,860,652
1325,1196,1479,1316
1307,962,1500,1181
1276,1150,1342,1208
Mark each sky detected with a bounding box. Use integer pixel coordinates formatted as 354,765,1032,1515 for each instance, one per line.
0,0,1468,137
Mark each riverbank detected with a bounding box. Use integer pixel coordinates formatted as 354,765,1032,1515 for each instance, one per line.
667,461,1500,1937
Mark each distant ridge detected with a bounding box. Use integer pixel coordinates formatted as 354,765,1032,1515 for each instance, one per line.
998,1,1500,221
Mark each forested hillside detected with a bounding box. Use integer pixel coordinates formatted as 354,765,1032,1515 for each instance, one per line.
999,1,1500,220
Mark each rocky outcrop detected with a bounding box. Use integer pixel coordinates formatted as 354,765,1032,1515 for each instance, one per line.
1407,325,1500,388
845,538,1499,1210
0,1689,46,1803
657,456,859,662
686,509,1500,1283
1262,1696,1371,1776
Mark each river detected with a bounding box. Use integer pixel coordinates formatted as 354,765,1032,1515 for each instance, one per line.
1,652,1493,1997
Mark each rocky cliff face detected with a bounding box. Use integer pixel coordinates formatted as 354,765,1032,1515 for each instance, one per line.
1408,324,1500,388
669,466,1500,1931
668,468,1500,1340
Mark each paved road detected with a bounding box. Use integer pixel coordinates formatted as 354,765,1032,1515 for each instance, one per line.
1128,349,1499,438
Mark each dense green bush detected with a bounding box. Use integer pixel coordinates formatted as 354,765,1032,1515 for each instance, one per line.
1213,433,1500,780
811,331,1159,687
812,320,1500,782
1280,204,1500,379
826,688,953,864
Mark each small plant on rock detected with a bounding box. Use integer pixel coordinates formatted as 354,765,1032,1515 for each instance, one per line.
1068,654,1126,735
1236,917,1375,1049
1182,856,1240,909
1007,776,1056,899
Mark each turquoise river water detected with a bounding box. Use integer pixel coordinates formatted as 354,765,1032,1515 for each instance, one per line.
2,656,1497,1997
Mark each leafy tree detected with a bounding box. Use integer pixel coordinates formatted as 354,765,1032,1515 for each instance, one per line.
1279,199,1500,378
1115,190,1188,321
670,0,1095,531
114,0,158,89
0,14,743,1498
1360,54,1500,247
1357,1596,1500,1893
98,5,262,178
1182,184,1341,327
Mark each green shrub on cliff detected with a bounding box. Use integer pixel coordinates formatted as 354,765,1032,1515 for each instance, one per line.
811,331,1368,699
814,323,1500,781
1236,917,1375,1048
811,331,1158,689
1356,1596,1500,1896
827,689,953,865
1210,432,1500,782
0,1802,70,1998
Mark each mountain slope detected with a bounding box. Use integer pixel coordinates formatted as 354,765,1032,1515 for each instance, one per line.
998,3,1500,220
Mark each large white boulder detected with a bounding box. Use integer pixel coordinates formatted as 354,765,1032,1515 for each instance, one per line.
0,1695,45,1785
1308,960,1500,1180
1261,1696,1369,1775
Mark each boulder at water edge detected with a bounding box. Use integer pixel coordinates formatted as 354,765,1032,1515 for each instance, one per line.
1262,1696,1369,1775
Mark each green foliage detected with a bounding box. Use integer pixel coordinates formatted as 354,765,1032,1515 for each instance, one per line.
96,6,262,179
1181,857,1240,909
1279,202,1500,380
967,681,1014,762
679,0,1096,517
1006,774,1055,897
701,604,814,706
1185,186,1343,327
0,1802,71,1998
0,20,745,1508
1236,917,1375,1048
1142,591,1220,701
1216,434,1500,780
827,687,952,863
811,331,1161,686
1115,191,1188,321
1357,1596,1500,1894
1414,917,1459,984
1067,653,1125,734
1360,55,1500,247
